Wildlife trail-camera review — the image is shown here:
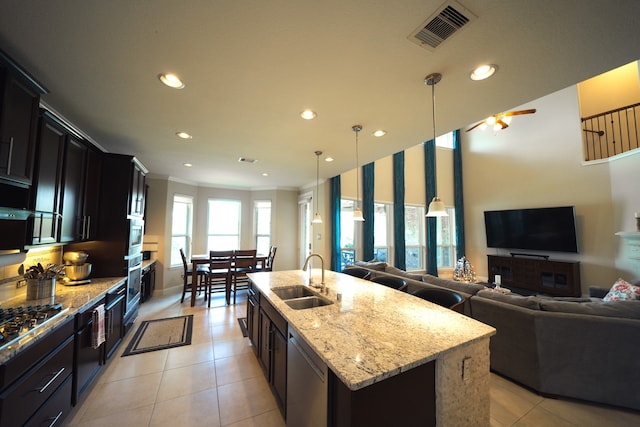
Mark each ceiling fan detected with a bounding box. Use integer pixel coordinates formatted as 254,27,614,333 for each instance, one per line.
466,108,537,132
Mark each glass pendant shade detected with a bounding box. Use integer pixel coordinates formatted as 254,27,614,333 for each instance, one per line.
426,197,447,217
312,150,323,224
353,207,365,222
312,212,323,223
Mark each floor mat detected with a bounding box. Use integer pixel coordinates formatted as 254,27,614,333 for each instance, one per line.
122,315,193,356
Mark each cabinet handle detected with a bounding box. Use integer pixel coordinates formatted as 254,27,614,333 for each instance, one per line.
6,137,14,175
37,367,65,393
48,410,64,427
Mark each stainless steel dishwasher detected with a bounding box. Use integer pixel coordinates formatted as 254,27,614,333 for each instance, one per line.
287,326,328,427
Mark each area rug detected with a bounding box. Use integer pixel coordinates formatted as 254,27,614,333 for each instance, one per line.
237,317,248,337
122,315,193,356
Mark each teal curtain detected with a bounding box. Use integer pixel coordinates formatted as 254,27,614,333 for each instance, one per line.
423,140,438,276
393,152,406,269
362,162,375,261
453,129,466,258
330,175,341,271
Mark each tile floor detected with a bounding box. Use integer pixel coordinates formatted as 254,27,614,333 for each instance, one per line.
66,291,640,427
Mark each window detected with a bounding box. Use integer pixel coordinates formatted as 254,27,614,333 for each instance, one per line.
435,131,454,149
436,207,456,268
207,199,241,251
254,200,272,255
405,205,424,271
170,195,193,267
339,199,357,271
373,203,392,263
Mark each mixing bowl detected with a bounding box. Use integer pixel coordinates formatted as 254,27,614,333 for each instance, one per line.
65,263,92,280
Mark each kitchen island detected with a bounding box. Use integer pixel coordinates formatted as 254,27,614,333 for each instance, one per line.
248,269,496,426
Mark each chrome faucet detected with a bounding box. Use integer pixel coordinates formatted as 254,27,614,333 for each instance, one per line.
302,253,325,291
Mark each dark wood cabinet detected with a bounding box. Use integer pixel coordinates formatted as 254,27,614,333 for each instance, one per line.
0,318,74,427
488,255,581,296
141,262,156,303
104,285,126,361
29,111,66,245
256,296,287,415
73,300,104,405
0,66,42,186
247,282,259,354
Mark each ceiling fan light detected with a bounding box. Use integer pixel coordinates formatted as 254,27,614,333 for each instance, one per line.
479,122,488,131
502,115,512,125
426,197,448,217
486,116,496,125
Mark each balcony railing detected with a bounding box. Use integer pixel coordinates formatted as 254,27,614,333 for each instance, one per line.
581,102,640,161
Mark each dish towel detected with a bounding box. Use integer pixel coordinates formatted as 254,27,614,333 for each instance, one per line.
92,304,106,349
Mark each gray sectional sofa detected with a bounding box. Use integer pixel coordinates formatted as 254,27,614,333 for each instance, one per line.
349,261,640,411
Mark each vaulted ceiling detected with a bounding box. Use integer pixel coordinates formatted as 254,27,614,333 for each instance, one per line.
1,0,639,189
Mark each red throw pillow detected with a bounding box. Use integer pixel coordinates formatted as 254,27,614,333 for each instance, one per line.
603,278,640,301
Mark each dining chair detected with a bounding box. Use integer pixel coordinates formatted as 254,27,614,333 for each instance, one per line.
411,288,465,313
261,246,277,271
179,248,209,303
370,275,408,292
231,249,257,304
207,250,233,307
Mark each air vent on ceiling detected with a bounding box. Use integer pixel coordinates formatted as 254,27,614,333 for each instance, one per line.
408,0,477,51
238,157,257,164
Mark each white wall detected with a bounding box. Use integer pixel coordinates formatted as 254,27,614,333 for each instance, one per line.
463,85,639,292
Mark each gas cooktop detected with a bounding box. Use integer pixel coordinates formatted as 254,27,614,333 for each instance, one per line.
0,303,68,350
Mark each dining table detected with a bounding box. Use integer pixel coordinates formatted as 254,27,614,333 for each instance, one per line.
190,252,267,306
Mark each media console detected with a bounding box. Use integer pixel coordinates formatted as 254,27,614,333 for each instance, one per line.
487,255,581,297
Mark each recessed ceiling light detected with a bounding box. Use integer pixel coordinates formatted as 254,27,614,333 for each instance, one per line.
324,157,334,162
183,163,193,167
262,172,269,177
176,131,192,139
470,64,497,81
238,157,258,164
300,110,317,120
159,73,185,89
373,130,387,137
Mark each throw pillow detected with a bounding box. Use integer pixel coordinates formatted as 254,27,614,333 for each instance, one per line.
603,278,640,301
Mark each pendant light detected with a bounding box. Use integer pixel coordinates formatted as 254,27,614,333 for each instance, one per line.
424,72,448,217
312,150,323,224
352,125,365,222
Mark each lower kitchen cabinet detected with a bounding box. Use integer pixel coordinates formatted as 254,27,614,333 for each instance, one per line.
104,284,126,361
0,318,74,427
256,296,287,416
141,261,156,303
73,299,104,405
247,282,259,354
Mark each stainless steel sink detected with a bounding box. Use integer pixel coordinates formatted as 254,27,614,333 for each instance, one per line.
284,296,333,310
271,285,316,300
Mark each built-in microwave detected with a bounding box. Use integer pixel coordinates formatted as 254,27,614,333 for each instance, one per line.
128,216,144,256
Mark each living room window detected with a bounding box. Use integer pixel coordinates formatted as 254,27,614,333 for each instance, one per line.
373,202,393,263
405,204,425,271
207,199,241,251
340,199,358,270
170,194,193,267
254,200,272,256
436,207,456,268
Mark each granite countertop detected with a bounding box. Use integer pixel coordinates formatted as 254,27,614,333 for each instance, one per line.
248,269,496,391
0,276,126,364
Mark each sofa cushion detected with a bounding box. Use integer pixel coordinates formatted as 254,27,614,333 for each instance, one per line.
385,265,423,281
539,299,640,319
353,260,388,271
602,278,640,301
422,274,486,296
474,290,542,310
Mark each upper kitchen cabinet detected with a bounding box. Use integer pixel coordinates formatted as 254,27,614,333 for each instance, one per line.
59,135,102,243
101,154,147,220
0,52,47,187
28,110,66,245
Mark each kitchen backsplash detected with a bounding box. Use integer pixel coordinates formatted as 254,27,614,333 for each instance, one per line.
0,246,63,302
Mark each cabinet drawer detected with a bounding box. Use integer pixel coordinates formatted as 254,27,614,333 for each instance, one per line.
0,335,73,427
0,317,73,389
24,374,72,427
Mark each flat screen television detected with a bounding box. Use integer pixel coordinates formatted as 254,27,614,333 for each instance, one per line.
484,206,579,253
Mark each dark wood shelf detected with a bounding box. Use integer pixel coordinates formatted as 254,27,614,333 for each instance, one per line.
488,255,581,296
